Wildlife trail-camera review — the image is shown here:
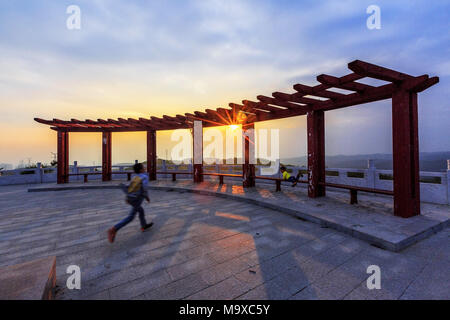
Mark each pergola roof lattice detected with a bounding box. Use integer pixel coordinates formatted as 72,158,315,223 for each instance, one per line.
35,60,438,132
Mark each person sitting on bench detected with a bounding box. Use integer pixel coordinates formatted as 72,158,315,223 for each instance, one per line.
280,166,303,187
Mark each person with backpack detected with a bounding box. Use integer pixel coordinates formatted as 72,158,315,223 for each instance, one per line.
107,163,153,243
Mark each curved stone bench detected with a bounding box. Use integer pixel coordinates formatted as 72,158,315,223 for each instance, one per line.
0,256,56,300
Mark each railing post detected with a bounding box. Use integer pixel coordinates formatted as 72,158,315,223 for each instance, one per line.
73,161,78,182
447,160,450,205
162,160,167,179
367,159,376,189
36,162,43,184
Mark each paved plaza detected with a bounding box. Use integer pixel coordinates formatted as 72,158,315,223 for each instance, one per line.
0,183,449,300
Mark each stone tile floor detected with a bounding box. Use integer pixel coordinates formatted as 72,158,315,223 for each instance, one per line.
0,183,449,300
30,180,450,251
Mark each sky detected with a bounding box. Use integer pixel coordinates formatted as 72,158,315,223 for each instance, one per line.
0,0,449,167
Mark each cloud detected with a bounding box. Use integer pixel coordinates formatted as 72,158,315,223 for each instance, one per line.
0,0,449,165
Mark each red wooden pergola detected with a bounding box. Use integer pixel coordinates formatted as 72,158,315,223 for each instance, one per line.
35,60,439,218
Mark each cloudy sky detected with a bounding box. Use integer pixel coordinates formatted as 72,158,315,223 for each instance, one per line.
0,0,449,166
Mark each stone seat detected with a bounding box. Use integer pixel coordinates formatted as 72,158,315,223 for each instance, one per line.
0,256,56,300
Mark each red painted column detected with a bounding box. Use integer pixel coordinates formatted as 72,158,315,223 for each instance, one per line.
392,89,420,217
307,110,326,198
193,120,203,183
64,131,69,183
57,131,69,184
147,130,157,181
243,123,255,187
102,131,112,181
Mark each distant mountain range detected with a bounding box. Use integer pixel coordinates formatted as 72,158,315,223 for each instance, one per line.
281,152,450,172
110,152,450,172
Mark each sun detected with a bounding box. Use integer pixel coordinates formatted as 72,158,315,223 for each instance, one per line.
229,124,240,131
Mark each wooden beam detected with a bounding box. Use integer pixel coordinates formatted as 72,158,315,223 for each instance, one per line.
113,118,134,127
293,83,346,100
316,74,373,93
258,95,309,110
313,83,395,112
127,118,158,129
216,108,233,124
272,92,324,106
348,60,413,82
410,76,439,93
205,109,229,125
243,100,287,112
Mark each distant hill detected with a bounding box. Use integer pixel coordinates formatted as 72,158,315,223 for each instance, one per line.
282,152,450,172
151,152,450,172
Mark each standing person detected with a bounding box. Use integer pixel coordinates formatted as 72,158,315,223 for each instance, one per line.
280,166,303,187
107,163,153,243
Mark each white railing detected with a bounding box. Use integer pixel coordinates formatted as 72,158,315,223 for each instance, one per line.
1,160,449,205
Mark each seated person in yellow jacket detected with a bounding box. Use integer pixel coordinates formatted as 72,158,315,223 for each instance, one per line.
280,166,303,187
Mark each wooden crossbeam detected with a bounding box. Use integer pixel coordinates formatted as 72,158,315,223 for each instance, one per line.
150,116,181,127
261,94,316,111
243,100,286,112
216,108,233,124
411,76,439,93
348,60,413,82
35,60,439,133
257,95,307,110
109,118,134,127
293,83,345,100
138,118,159,127
163,115,184,124
97,119,122,127
316,74,373,93
52,119,93,129
205,109,229,125
183,112,216,127
314,83,395,111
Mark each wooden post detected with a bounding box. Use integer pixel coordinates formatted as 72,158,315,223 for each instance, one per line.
392,89,420,217
57,131,69,184
193,121,203,183
147,130,157,181
276,180,281,192
243,123,255,187
350,190,358,204
102,131,112,181
307,110,326,198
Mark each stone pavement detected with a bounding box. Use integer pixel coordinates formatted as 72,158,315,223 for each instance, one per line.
0,183,449,300
30,180,450,251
